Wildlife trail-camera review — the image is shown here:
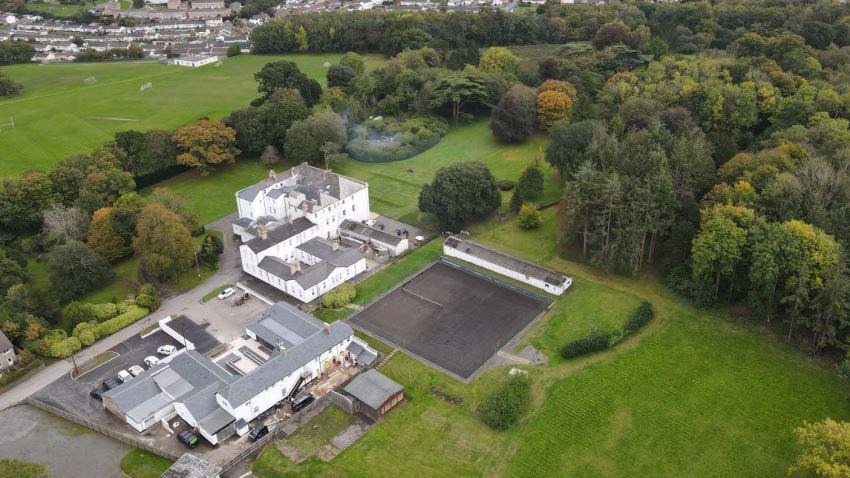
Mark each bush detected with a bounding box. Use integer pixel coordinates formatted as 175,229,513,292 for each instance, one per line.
518,204,543,230
479,375,531,431
72,321,99,347
321,283,356,309
62,302,97,325
562,302,654,359
94,304,149,338
45,336,82,358
226,44,241,57
135,284,160,311
562,329,613,359
624,301,653,335
91,303,120,321
497,180,515,191
346,116,449,163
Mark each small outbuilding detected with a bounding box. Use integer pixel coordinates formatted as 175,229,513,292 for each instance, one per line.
343,369,403,420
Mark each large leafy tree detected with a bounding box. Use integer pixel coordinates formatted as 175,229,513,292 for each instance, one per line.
133,203,194,282
479,47,519,76
254,60,322,107
172,119,240,175
283,112,346,167
47,241,114,300
87,207,132,262
429,71,492,123
790,419,850,478
0,171,55,235
418,162,501,231
490,84,536,143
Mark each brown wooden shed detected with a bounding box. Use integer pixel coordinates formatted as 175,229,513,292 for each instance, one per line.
343,369,404,420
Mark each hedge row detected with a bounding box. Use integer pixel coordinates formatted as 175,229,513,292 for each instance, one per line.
39,303,150,358
562,301,654,360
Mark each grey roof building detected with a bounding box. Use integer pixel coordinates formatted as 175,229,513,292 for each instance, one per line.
160,453,222,478
343,369,404,419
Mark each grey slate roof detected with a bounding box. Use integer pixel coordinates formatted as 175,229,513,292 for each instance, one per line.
344,369,403,410
296,237,337,261
339,219,404,247
246,302,324,350
258,247,364,290
0,330,14,352
235,163,366,206
244,217,315,253
346,341,377,366
222,319,353,407
444,236,570,287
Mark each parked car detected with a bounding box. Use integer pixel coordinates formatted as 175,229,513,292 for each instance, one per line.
177,430,199,449
128,365,145,377
89,390,103,401
157,345,177,356
292,393,315,412
218,287,235,300
117,369,133,383
249,425,269,442
102,378,121,390
144,355,160,367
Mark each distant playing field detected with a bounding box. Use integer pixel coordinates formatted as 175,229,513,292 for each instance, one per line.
0,53,386,176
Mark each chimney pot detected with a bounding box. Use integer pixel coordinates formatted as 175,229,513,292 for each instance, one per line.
324,324,331,334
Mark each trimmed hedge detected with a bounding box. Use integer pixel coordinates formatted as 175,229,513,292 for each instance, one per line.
480,374,531,431
321,283,356,309
94,304,149,338
92,303,120,321
562,301,654,360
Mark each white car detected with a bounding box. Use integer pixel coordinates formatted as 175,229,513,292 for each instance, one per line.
117,369,133,383
217,287,235,300
157,345,177,356
128,365,145,377
144,356,160,367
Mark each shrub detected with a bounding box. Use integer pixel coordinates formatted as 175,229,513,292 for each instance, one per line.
497,180,515,191
91,303,120,321
518,204,543,230
562,329,613,359
62,302,97,325
45,336,82,358
479,374,531,431
72,321,99,347
624,301,654,335
94,304,149,338
135,284,160,311
321,283,356,309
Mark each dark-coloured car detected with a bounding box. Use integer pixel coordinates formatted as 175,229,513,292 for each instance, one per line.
102,378,121,390
177,430,199,449
89,390,103,401
292,393,315,412
256,408,274,422
249,425,269,442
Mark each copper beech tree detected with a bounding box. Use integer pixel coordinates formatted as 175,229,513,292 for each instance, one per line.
172,119,239,176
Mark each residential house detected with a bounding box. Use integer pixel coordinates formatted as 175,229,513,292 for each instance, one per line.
0,331,20,375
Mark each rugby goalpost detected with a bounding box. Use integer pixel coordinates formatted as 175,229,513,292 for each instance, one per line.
0,117,15,132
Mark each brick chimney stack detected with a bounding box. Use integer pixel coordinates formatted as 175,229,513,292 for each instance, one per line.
257,223,268,240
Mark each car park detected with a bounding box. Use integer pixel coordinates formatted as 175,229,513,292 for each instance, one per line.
157,345,177,356
249,425,269,442
177,430,199,449
292,393,315,412
217,287,235,300
128,365,145,377
144,355,160,367
117,370,132,383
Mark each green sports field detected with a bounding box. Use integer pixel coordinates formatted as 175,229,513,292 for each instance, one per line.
0,53,386,176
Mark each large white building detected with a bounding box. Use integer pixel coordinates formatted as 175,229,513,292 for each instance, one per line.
102,302,377,445
232,163,371,302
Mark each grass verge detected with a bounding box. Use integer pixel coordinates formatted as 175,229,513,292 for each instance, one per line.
120,449,172,478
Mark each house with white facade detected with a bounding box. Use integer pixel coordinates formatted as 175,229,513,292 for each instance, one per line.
102,302,377,445
443,236,573,295
233,163,371,302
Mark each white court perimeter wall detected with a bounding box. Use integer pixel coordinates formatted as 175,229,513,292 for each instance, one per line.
442,244,570,296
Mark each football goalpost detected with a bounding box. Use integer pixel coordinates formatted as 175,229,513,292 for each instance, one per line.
0,117,15,132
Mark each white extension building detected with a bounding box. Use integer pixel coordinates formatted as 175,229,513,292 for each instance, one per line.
232,163,371,303
102,302,377,445
443,236,572,295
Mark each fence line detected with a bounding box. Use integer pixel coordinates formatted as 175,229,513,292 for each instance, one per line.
438,257,554,304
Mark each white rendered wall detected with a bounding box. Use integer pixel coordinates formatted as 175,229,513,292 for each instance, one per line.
443,246,568,296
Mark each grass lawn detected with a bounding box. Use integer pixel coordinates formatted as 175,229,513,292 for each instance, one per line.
334,119,559,227
26,2,92,16
253,207,850,478
120,449,172,478
0,53,387,176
